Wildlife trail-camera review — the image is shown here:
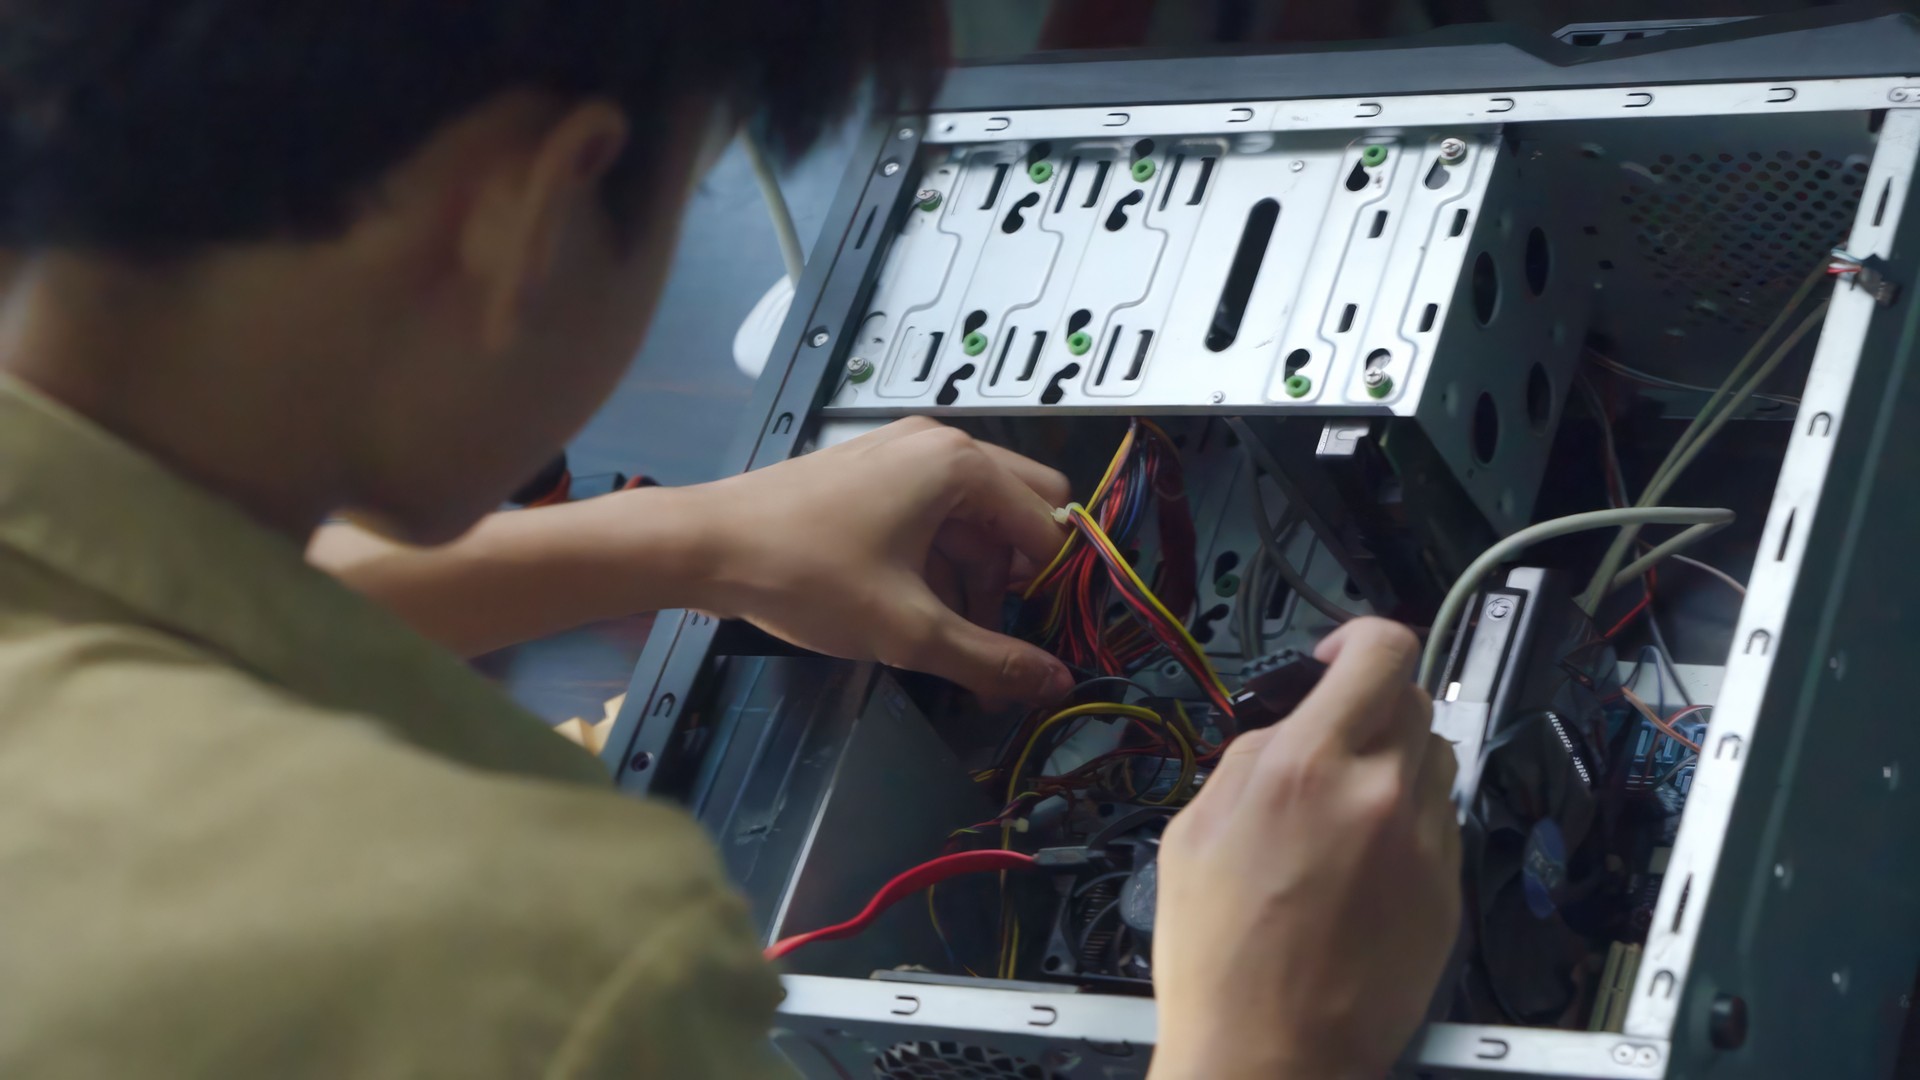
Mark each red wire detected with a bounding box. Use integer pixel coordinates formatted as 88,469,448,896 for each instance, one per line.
1603,566,1659,639
764,850,1035,960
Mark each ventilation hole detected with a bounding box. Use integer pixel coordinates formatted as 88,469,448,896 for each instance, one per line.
1084,160,1111,207
1363,209,1388,239
936,363,975,406
1472,252,1499,325
1192,604,1230,645
1132,139,1155,160
914,332,944,381
1126,330,1153,381
1213,551,1241,579
1189,156,1216,204
1526,363,1552,434
990,328,1018,385
1285,348,1310,376
1028,141,1052,164
1338,304,1358,333
982,162,1009,209
1265,578,1290,619
1419,304,1438,332
1095,326,1124,384
1424,160,1451,190
1472,391,1499,463
1053,157,1080,212
1524,227,1550,295
1776,508,1796,561
1041,363,1079,405
1001,191,1040,233
1450,208,1469,237
1205,198,1280,352
1344,576,1364,601
1599,259,1615,270
1345,161,1370,192
854,205,878,249
1067,309,1092,335
1875,178,1892,226
1158,153,1186,211
1105,189,1145,231
1671,875,1693,932
1366,348,1390,372
1018,331,1046,381
963,310,987,335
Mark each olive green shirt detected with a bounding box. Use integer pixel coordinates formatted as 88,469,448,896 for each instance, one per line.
0,375,782,1078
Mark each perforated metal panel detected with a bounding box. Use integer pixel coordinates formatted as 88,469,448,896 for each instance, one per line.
1620,148,1868,337
874,1041,1064,1080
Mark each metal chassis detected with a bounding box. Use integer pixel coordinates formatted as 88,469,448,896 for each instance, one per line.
602,16,1920,1078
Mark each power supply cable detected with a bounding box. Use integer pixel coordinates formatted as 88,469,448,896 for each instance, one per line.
1224,417,1358,625
742,131,806,285
1419,507,1736,693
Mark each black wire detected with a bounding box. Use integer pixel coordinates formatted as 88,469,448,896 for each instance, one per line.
1224,418,1357,624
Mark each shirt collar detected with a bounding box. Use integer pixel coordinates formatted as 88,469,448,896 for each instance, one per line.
0,372,605,785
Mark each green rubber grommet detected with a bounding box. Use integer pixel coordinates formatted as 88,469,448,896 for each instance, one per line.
962,331,988,357
1028,161,1055,184
1131,158,1156,182
917,191,943,212
1365,374,1394,399
1360,144,1389,168
1284,374,1313,399
1066,331,1093,356
1215,574,1241,598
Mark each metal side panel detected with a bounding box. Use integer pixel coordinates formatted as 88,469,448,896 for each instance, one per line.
929,13,1920,114
1644,109,1920,1078
600,118,919,797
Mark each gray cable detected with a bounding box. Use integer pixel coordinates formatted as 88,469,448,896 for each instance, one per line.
742,132,806,284
1645,613,1693,708
1579,274,1829,609
1226,418,1357,625
1419,507,1736,692
1606,520,1734,595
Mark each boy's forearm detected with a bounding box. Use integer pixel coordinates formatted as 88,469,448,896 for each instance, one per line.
309,487,717,657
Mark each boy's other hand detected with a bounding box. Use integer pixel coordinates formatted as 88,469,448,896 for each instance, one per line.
684,418,1075,702
1149,618,1461,1080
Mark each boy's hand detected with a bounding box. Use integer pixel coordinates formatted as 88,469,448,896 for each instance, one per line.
685,418,1075,702
1149,618,1461,1080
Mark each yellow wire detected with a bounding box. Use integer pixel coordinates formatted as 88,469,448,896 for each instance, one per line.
1007,702,1165,804
1022,424,1138,600
1067,504,1233,704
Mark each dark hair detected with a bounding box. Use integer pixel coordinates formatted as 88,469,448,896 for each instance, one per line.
0,0,948,255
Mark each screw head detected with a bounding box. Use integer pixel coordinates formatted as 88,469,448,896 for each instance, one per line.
845,357,873,383
809,330,830,348
915,189,942,212
881,161,901,177
1486,597,1513,620
1439,137,1469,163
1363,369,1394,399
1209,390,1226,404
897,127,915,140
1289,159,1306,172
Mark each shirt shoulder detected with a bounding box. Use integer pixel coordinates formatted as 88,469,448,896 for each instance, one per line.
0,611,783,1079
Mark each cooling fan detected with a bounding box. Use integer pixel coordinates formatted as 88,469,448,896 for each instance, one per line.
1038,808,1168,989
1468,709,1602,1025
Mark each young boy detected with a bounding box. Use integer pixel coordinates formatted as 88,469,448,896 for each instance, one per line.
0,3,1460,1076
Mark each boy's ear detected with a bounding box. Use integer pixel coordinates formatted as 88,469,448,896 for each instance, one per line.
460,100,629,353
